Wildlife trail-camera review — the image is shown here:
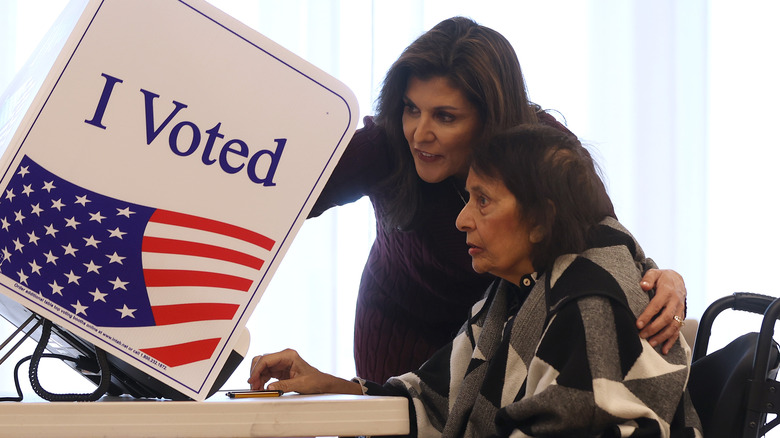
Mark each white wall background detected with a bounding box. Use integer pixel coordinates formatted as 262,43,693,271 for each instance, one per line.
0,0,779,413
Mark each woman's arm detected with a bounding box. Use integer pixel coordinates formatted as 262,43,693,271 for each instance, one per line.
308,116,391,218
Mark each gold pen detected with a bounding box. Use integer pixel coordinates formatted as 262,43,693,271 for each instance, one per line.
226,389,284,398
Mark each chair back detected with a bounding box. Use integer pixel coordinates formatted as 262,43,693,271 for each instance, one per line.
689,332,766,437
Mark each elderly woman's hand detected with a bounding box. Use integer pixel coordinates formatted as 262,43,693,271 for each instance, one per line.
635,269,687,354
247,348,362,395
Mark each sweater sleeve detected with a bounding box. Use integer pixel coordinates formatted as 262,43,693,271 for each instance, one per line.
356,340,462,438
308,116,393,218
499,295,692,437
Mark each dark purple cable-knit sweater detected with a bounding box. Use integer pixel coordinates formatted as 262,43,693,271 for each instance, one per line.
310,114,570,383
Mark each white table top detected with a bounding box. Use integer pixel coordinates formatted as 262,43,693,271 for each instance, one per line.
0,392,410,437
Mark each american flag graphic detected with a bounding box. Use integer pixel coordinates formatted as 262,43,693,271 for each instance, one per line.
0,156,274,367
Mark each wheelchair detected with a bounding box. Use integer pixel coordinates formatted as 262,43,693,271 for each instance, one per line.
688,292,780,438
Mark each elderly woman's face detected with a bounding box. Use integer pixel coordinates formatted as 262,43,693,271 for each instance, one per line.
456,170,536,285
402,76,482,183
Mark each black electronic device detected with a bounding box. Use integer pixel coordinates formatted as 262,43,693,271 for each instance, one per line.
0,293,248,401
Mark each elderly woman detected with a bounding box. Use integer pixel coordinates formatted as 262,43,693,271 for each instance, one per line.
248,125,702,437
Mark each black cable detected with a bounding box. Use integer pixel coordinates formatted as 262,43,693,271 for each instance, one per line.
26,319,112,402
0,352,82,402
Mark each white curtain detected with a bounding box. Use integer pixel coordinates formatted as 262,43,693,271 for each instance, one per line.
1,0,778,401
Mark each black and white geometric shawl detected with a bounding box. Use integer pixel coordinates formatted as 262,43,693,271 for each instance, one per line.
365,217,702,437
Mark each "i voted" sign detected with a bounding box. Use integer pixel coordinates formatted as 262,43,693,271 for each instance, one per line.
0,0,358,401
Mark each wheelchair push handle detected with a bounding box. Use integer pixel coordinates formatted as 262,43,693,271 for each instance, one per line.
693,292,780,361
